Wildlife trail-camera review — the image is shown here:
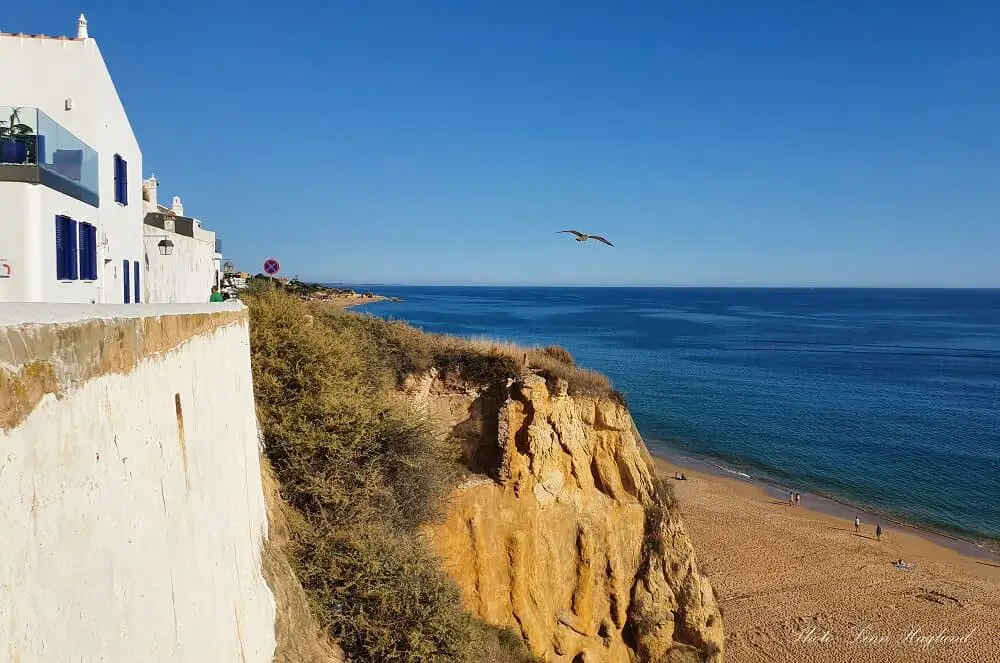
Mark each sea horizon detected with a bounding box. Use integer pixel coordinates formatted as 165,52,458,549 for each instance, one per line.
332,283,1000,290
352,285,1000,553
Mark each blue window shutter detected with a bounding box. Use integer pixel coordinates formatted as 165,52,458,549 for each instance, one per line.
114,155,128,205
78,223,89,279
113,156,121,203
55,216,67,280
123,259,131,303
88,225,98,280
133,261,140,303
66,219,78,280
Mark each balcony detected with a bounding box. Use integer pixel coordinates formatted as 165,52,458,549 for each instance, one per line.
0,106,99,207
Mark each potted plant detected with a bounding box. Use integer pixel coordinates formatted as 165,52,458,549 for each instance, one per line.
0,107,35,164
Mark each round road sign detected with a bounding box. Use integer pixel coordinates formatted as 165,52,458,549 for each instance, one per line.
263,258,281,276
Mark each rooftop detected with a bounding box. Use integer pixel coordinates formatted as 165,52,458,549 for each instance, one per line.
0,33,79,41
0,14,89,41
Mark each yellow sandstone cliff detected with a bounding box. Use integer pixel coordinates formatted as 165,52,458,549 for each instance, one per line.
403,370,725,663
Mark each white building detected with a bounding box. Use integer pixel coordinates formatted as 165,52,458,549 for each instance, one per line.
142,176,224,303
0,15,144,303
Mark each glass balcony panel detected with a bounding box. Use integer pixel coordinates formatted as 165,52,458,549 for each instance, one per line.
0,106,99,205
36,109,99,198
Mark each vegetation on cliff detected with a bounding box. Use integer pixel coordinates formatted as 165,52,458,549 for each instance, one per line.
245,288,545,662
314,306,626,404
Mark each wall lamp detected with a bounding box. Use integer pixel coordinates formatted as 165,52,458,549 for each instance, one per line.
157,238,175,256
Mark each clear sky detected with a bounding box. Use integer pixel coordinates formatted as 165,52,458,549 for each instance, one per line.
9,1,1000,286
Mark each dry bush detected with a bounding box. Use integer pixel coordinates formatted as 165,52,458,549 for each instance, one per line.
539,345,575,366
464,622,544,663
310,307,625,404
525,350,621,402
448,336,623,403
260,461,345,663
295,521,470,661
246,289,539,662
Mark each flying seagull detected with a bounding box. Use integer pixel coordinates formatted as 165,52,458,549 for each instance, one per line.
557,230,614,246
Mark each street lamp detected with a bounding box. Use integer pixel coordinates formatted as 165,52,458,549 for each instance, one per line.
157,238,174,255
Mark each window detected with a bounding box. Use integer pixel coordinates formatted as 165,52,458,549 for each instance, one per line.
78,222,98,280
55,215,79,280
123,259,130,303
113,154,128,205
133,260,140,303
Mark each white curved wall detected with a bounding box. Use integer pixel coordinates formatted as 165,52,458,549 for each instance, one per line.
0,305,276,662
143,231,218,304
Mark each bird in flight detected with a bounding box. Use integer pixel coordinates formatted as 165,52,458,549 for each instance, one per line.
557,230,614,246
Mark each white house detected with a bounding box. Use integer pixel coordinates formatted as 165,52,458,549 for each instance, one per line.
0,15,144,304
142,176,224,303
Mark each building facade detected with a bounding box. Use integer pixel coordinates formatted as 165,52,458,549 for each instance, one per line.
0,15,143,303
142,177,224,303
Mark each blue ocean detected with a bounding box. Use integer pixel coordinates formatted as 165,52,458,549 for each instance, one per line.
353,287,1000,547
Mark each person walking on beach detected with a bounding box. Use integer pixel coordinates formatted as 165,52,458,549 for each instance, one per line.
794,492,800,507
854,516,861,533
789,491,794,506
876,523,882,541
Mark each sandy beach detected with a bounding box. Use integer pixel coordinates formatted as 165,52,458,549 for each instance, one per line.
655,458,1000,663
304,294,394,309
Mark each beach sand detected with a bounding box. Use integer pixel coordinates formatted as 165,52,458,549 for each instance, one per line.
306,294,393,309
655,458,1000,663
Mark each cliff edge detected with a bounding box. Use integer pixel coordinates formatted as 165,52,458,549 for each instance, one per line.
404,370,725,663
244,289,722,662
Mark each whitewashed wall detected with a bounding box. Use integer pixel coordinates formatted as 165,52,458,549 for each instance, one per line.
0,303,277,662
0,171,108,304
0,27,143,303
143,230,219,303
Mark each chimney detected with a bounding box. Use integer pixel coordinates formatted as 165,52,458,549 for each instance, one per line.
171,195,184,217
76,14,88,39
142,174,158,213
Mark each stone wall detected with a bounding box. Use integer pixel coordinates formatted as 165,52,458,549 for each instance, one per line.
0,302,277,662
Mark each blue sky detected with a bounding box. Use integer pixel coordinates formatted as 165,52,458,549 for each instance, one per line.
9,1,1000,286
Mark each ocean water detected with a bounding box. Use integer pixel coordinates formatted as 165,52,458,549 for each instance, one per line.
353,287,1000,546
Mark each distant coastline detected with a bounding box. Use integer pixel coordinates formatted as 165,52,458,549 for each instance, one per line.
333,294,398,309
254,277,402,308
330,283,1000,291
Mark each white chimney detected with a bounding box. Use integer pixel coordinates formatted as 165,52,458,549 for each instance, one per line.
142,174,158,213
171,195,184,217
76,14,88,40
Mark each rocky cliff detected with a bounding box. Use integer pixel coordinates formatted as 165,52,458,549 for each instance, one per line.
402,369,725,663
